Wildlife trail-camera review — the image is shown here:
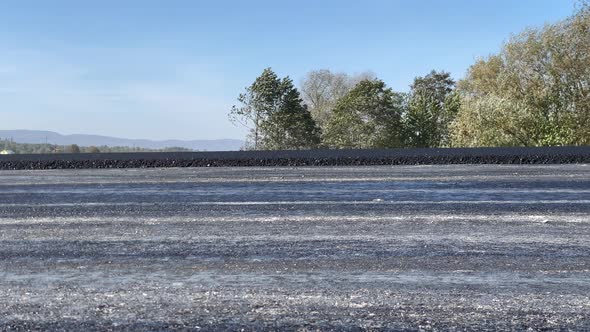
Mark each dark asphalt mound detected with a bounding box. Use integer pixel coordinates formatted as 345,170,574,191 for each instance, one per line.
1,146,589,170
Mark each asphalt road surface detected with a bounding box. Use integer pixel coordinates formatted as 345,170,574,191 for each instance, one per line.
1,165,589,331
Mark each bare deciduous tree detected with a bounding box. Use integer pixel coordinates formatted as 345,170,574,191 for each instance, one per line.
300,70,375,130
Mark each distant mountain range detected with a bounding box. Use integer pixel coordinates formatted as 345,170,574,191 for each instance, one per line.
0,130,244,151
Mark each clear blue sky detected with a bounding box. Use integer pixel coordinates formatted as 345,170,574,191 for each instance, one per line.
0,0,577,140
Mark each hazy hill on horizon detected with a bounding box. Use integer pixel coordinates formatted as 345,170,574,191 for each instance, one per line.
0,130,244,152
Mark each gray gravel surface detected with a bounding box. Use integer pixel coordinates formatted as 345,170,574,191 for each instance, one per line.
0,165,589,331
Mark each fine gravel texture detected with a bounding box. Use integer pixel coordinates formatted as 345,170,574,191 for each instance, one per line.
1,146,590,170
0,165,589,331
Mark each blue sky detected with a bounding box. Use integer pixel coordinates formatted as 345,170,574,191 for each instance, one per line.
0,0,577,140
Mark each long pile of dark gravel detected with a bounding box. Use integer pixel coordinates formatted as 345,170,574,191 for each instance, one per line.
1,146,589,170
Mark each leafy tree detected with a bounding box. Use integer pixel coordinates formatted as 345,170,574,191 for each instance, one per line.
452,3,590,146
404,71,459,147
66,144,81,153
230,68,279,149
230,68,321,150
301,70,375,131
87,146,101,153
324,79,404,148
451,95,533,146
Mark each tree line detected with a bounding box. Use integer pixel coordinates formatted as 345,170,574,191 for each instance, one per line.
230,4,589,150
0,139,193,154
